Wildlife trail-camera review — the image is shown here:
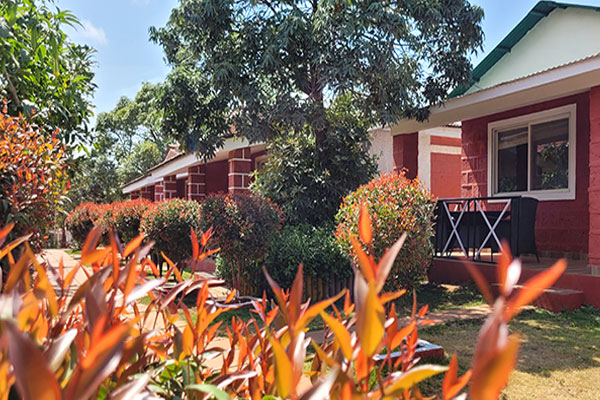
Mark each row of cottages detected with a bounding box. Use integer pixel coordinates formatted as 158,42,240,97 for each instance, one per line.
122,126,463,202
124,140,267,201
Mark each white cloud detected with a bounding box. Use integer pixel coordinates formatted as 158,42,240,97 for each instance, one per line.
79,20,108,45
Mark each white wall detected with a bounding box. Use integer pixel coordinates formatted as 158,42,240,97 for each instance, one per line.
369,127,394,174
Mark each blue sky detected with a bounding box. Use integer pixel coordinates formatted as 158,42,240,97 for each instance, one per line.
58,0,600,120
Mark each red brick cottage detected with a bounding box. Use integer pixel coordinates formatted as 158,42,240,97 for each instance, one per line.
122,138,266,201
387,1,600,307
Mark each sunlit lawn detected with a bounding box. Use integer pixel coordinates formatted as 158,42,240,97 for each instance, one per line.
419,306,600,399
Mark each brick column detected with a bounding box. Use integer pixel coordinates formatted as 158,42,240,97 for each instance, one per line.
141,186,154,201
228,147,252,194
164,175,178,199
154,180,165,202
187,164,206,201
460,120,488,198
589,86,600,266
393,133,418,179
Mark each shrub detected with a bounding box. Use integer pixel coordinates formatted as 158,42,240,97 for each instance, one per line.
335,170,435,290
140,198,202,264
0,103,68,251
100,199,153,243
200,193,283,293
262,223,352,290
64,202,106,247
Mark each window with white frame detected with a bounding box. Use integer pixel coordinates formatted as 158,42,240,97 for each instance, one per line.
488,104,576,200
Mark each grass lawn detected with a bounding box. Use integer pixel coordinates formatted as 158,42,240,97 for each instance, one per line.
395,282,484,314
65,248,81,257
418,306,600,399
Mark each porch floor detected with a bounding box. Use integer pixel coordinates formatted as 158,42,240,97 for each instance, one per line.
430,251,600,308
441,250,596,275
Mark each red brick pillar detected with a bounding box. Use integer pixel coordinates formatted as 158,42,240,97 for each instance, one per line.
589,86,600,266
154,180,165,202
141,186,154,201
460,120,488,198
130,190,140,200
393,133,418,179
228,147,252,194
187,164,206,201
163,175,178,199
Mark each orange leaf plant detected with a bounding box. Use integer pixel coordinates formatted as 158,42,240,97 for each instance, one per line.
0,202,567,399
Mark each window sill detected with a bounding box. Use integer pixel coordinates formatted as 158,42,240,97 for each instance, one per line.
491,190,575,202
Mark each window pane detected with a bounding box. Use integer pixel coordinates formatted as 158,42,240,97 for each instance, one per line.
530,118,569,191
497,127,528,193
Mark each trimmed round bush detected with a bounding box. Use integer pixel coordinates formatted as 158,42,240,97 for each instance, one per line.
200,193,283,293
335,171,435,290
263,223,352,290
140,198,202,264
100,199,154,244
65,202,107,247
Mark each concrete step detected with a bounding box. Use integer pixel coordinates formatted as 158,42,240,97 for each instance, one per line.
493,284,584,312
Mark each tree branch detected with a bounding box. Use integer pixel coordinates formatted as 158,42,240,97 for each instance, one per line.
2,66,21,108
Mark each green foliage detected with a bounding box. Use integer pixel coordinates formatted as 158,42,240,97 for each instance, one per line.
0,106,69,251
116,140,163,185
69,83,167,207
539,142,568,190
0,0,96,142
158,65,229,158
95,82,168,161
140,198,202,264
150,0,483,157
64,202,106,247
199,193,283,292
100,199,153,244
0,205,567,399
252,95,378,225
336,171,435,290
262,224,351,290
66,151,124,206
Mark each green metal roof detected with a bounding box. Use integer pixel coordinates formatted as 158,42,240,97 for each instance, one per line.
450,1,600,98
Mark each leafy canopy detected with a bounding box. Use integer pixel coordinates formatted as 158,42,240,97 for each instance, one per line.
252,94,378,225
0,0,96,143
68,83,167,207
150,0,484,157
95,82,167,160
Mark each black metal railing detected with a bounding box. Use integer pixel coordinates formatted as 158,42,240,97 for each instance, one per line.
433,196,539,262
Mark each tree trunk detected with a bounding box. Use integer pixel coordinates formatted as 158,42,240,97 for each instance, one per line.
311,98,329,164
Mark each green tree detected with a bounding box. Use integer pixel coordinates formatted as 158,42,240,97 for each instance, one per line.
67,150,123,205
158,66,230,158
0,0,96,143
96,82,167,161
117,140,163,184
150,0,483,159
252,95,377,224
69,83,168,207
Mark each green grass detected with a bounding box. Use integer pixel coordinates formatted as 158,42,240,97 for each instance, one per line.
65,248,81,257
394,282,484,315
417,306,600,399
